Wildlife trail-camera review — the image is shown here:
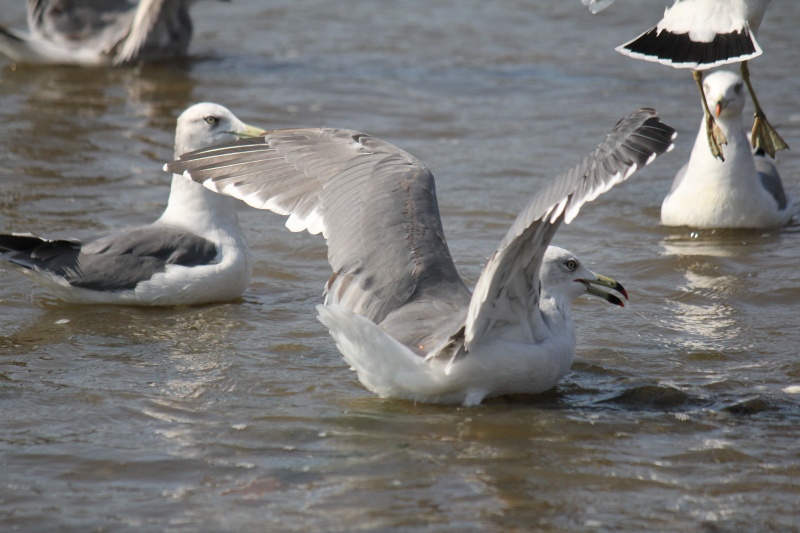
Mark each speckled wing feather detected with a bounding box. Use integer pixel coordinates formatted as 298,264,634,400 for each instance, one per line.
166,128,470,324
464,109,676,349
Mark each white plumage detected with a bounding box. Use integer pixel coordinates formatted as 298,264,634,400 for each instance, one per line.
661,70,793,229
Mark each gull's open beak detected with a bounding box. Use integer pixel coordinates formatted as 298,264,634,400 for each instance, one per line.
232,123,267,139
578,274,628,307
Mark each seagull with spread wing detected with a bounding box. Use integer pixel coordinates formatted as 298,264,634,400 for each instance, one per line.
166,109,676,405
0,0,225,66
0,103,264,305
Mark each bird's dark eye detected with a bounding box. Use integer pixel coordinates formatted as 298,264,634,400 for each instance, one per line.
565,259,578,271
204,116,219,126
734,82,743,94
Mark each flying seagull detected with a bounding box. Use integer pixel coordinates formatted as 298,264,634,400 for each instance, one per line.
0,0,226,66
588,0,786,161
0,103,264,305
661,70,793,228
166,109,676,405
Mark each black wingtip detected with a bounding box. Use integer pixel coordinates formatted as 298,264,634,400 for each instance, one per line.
618,27,760,68
613,109,678,162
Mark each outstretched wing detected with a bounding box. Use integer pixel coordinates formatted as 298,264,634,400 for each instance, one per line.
166,128,470,324
464,109,676,349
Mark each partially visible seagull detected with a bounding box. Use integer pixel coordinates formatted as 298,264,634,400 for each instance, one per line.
661,70,793,229
0,103,265,305
0,0,227,66
166,109,676,405
581,0,615,14
590,0,786,161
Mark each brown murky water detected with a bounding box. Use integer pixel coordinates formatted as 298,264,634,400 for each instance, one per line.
1,1,799,531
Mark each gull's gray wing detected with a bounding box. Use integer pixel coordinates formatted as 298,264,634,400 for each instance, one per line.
754,150,788,211
465,109,676,349
0,226,217,291
166,128,472,325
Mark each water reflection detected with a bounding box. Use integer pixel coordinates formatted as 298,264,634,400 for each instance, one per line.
3,63,196,128
656,231,750,353
659,227,784,258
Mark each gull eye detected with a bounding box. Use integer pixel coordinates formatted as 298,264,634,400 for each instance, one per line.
734,82,743,94
565,259,578,271
203,115,219,126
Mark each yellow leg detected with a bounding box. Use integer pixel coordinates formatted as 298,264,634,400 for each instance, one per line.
693,70,726,161
741,61,789,158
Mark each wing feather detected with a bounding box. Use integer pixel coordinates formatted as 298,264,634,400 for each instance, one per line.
167,112,675,353
464,109,676,348
167,128,470,324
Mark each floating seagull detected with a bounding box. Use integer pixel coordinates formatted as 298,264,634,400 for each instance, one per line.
0,0,225,66
0,103,264,305
601,0,786,161
166,109,676,405
661,70,793,229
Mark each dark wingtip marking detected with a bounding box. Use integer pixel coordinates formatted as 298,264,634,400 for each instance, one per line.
620,28,758,67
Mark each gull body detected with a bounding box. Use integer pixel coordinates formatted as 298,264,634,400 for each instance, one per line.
607,0,786,160
0,103,264,305
0,0,223,66
316,246,614,405
661,70,792,229
167,109,676,405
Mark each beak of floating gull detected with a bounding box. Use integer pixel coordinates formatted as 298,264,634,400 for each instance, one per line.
578,274,628,307
232,123,267,139
714,98,727,118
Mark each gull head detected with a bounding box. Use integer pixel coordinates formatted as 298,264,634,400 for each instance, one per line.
173,102,266,158
703,70,746,120
540,246,627,307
